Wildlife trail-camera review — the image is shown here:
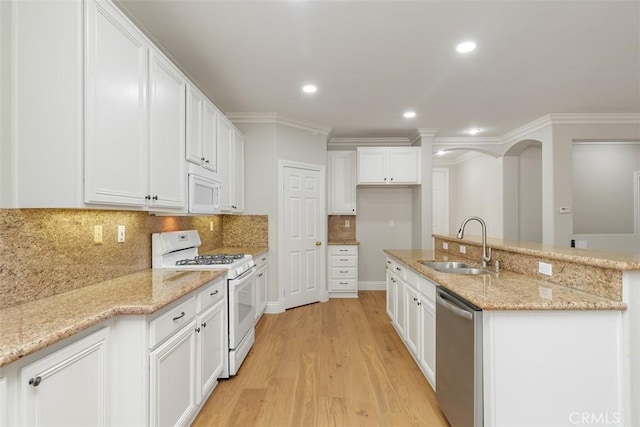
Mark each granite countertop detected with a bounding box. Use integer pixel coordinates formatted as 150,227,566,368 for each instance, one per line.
328,241,360,245
384,249,627,311
0,269,226,368
202,246,269,257
434,234,640,270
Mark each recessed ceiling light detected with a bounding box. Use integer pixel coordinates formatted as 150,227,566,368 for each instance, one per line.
403,111,416,119
436,150,447,156
456,41,477,53
302,84,317,93
465,128,481,135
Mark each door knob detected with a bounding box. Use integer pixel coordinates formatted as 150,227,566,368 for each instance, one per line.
315,241,322,246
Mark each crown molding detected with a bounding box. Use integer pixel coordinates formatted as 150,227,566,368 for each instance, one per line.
547,113,640,125
433,136,503,145
328,137,411,148
226,112,333,135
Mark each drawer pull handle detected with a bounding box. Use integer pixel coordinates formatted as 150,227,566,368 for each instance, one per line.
340,249,348,252
258,273,263,277
387,261,391,264
340,270,348,274
210,290,219,296
28,376,42,387
340,258,348,261
262,257,267,261
340,282,348,285
396,267,401,271
173,311,186,321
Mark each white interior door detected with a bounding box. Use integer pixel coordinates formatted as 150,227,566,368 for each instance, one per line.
282,163,325,309
432,168,450,235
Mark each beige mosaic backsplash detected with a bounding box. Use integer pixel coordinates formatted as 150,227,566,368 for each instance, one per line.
0,210,266,309
328,215,357,242
222,215,268,247
434,236,623,300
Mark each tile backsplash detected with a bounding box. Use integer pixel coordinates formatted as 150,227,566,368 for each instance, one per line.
0,209,267,309
328,215,357,242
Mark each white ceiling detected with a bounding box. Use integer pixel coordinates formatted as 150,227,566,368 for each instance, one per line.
117,0,640,139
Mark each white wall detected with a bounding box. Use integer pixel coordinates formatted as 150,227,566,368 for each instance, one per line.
451,153,504,239
0,1,12,207
573,143,640,234
357,187,413,282
518,145,543,242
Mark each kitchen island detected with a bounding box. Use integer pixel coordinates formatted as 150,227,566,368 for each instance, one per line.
385,236,640,427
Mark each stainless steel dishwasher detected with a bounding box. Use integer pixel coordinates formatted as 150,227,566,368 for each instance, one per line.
436,287,483,427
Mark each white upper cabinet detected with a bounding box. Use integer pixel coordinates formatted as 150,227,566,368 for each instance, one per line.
84,0,149,207
357,147,421,185
148,51,187,210
218,116,245,213
328,151,356,215
231,130,245,212
186,85,218,173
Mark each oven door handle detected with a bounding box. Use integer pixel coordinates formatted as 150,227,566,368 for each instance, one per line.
231,267,256,284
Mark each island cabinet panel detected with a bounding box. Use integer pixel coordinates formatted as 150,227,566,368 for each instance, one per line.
483,310,623,427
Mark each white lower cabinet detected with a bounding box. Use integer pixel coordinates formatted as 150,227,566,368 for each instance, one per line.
255,254,269,322
19,327,110,426
197,300,226,403
150,320,198,427
328,245,359,298
385,257,436,392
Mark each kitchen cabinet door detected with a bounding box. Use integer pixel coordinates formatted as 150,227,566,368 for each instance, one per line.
405,285,420,358
217,115,233,211
388,148,421,184
148,50,186,210
231,130,245,212
149,320,198,427
328,151,356,214
85,0,149,207
202,102,218,173
419,295,436,390
386,268,396,321
186,85,205,166
19,328,110,427
357,148,387,184
197,300,225,404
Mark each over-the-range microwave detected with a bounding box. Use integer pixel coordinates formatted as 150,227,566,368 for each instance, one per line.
187,163,221,214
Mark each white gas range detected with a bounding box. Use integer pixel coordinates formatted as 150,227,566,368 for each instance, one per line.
152,230,257,377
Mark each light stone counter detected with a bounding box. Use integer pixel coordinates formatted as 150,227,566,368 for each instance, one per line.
202,246,268,257
0,269,225,368
384,249,626,311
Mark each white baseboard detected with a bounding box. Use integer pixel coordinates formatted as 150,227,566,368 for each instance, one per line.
359,281,386,291
264,299,285,314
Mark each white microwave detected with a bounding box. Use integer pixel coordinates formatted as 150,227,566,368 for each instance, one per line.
187,164,221,214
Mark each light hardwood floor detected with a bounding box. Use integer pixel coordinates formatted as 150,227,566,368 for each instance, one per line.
193,291,449,427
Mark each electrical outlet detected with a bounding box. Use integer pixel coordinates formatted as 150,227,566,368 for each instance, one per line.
93,225,103,244
538,261,553,276
442,242,448,250
459,245,466,254
538,286,553,299
389,219,395,227
210,221,214,232
117,225,126,243
345,220,350,228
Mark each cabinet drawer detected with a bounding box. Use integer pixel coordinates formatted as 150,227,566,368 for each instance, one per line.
405,269,418,287
393,263,405,279
386,257,395,271
330,267,357,279
329,245,357,256
149,296,197,348
418,276,436,301
330,279,357,292
331,255,356,268
197,278,225,312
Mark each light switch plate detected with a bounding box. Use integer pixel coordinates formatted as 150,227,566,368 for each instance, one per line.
442,242,449,250
459,245,466,254
538,286,553,299
538,261,552,276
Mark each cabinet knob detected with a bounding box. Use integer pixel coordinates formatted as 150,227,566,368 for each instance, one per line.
390,177,394,181
201,322,207,328
145,195,151,200
172,311,186,321
352,209,355,212
232,205,237,209
152,195,158,200
384,177,387,181
396,267,401,271
205,159,210,164
195,327,201,333
201,157,205,161
417,301,421,306
28,376,42,387
258,273,263,277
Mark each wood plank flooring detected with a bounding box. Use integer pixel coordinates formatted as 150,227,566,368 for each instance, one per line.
193,291,449,427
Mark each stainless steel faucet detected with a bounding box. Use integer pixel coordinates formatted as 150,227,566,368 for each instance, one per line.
457,216,492,268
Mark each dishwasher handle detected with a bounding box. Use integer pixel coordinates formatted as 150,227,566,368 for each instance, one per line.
437,289,473,320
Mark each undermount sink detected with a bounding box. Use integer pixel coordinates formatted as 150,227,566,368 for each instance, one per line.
419,260,492,275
